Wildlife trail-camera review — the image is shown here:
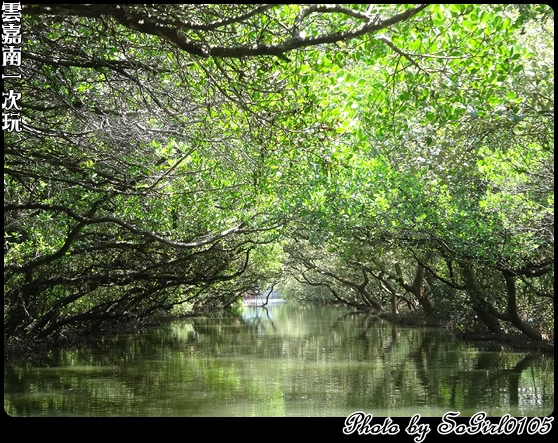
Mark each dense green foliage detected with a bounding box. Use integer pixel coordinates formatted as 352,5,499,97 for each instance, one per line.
4,4,553,347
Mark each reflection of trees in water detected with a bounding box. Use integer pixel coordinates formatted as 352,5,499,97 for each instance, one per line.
330,314,552,414
449,352,548,410
183,314,551,413
4,304,553,416
505,354,546,407
242,305,278,336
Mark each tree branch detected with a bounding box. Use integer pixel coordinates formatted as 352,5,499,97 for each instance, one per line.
23,4,430,61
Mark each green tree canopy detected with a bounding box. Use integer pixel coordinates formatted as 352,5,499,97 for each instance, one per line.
4,4,553,347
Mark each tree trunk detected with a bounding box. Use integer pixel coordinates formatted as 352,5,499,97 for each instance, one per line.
459,261,502,333
502,271,543,341
395,262,434,315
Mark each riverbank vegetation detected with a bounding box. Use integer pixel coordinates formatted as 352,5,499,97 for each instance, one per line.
4,5,553,355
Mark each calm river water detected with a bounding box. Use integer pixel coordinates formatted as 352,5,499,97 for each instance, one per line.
3,302,554,417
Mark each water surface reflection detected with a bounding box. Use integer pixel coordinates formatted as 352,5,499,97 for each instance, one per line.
4,302,553,417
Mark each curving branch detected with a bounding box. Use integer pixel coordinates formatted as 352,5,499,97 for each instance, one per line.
4,202,247,274
22,4,430,61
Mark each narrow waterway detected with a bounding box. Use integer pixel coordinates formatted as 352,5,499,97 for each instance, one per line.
4,302,554,417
